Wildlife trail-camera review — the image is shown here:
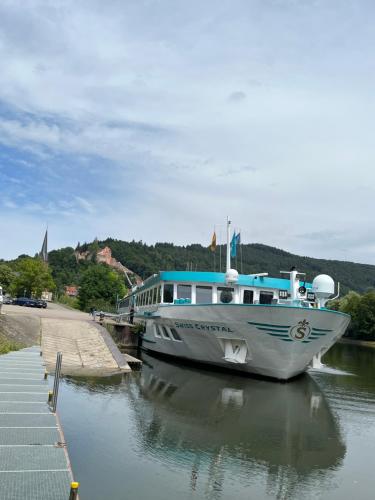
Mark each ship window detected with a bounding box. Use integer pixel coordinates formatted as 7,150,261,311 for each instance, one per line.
170,327,182,341
154,324,161,338
152,287,157,304
259,291,274,304
163,284,174,303
217,287,234,304
161,326,171,339
157,286,161,303
196,286,212,304
243,290,254,304
177,284,192,300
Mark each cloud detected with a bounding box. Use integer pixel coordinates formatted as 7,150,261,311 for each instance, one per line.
0,0,374,265
228,91,247,102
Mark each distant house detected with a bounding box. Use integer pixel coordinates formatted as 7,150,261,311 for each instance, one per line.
41,290,53,302
65,286,78,297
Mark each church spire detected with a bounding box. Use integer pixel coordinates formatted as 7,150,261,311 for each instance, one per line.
40,229,48,263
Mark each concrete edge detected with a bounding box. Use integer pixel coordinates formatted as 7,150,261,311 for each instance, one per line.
91,321,131,371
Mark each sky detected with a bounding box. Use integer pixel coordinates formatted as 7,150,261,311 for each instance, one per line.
1,0,375,264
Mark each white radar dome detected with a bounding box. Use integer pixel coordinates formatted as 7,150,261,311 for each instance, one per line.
312,274,335,298
225,269,239,284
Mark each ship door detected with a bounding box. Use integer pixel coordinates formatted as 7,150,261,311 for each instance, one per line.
220,339,249,364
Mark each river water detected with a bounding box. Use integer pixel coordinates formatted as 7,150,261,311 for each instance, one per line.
57,344,375,500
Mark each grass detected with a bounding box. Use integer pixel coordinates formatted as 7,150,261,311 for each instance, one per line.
0,333,23,355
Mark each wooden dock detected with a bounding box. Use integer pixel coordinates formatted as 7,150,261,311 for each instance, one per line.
0,346,76,500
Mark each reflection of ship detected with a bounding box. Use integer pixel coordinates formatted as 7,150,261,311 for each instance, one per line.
129,354,346,499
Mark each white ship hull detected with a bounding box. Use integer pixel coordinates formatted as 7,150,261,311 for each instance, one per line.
139,304,350,380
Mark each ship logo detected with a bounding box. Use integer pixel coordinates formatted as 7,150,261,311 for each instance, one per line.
289,319,311,341
248,321,332,343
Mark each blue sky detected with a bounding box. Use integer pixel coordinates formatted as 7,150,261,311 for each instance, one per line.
1,0,375,263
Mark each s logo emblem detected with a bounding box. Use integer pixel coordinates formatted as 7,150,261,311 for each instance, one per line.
290,319,311,341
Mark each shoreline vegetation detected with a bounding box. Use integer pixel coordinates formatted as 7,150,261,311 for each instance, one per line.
0,331,22,354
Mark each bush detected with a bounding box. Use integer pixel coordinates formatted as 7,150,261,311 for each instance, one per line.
56,295,80,310
0,334,22,355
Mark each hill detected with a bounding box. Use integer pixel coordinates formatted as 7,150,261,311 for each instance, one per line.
47,238,375,295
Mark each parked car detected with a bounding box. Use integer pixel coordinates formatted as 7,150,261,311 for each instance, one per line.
13,297,34,307
3,297,13,304
13,297,47,308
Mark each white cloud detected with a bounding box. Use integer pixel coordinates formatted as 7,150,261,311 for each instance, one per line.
0,0,375,263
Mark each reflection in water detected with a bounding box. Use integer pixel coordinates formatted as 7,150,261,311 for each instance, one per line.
124,354,346,500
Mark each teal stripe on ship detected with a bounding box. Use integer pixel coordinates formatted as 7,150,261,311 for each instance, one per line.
256,327,290,333
248,322,291,329
312,327,332,332
280,338,293,342
267,333,290,337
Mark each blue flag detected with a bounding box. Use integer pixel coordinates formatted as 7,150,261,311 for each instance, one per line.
236,232,241,245
231,232,237,258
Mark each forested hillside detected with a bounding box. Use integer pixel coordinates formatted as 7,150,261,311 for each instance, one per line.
47,238,375,294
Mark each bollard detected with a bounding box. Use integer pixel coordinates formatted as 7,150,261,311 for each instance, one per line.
44,370,48,380
69,482,79,500
48,391,53,404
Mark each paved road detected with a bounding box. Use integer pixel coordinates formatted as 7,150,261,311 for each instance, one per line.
2,302,89,321
1,303,130,376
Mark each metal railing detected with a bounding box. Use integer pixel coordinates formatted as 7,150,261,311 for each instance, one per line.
92,310,132,324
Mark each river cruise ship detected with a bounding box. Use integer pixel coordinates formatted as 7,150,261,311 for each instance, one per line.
118,223,350,380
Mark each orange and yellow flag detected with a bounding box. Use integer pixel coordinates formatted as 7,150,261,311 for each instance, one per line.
210,231,217,252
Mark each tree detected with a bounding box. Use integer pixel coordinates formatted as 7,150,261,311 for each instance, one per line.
77,264,126,311
0,264,15,292
10,258,56,298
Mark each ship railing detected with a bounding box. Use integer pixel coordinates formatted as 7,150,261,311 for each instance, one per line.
92,310,131,324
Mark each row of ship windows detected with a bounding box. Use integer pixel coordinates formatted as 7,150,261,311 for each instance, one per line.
154,324,182,341
119,284,276,308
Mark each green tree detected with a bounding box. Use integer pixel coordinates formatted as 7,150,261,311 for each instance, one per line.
0,264,15,292
78,264,126,312
10,258,56,298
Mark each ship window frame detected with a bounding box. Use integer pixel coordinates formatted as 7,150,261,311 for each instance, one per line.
196,285,213,304
154,324,161,338
160,326,171,340
243,290,254,304
177,284,192,300
163,283,174,303
259,291,274,305
169,327,182,341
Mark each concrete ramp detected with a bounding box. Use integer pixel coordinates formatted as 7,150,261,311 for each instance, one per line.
41,318,130,376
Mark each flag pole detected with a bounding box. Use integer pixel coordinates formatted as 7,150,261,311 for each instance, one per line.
219,228,222,273
240,228,243,274
226,216,231,272
213,225,216,272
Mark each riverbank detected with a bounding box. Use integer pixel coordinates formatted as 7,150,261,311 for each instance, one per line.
339,338,375,348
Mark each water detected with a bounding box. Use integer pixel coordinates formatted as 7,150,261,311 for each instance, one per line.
57,344,375,500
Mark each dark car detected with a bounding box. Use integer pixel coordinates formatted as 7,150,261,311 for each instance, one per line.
13,297,34,307
13,297,47,308
3,297,13,304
